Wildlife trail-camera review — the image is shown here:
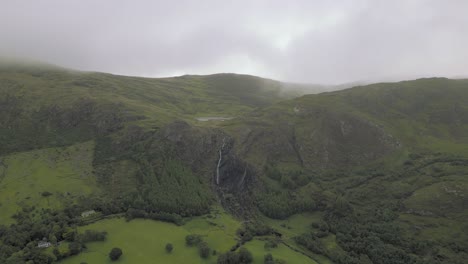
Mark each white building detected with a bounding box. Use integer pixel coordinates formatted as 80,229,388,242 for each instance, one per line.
81,210,96,217
38,241,52,248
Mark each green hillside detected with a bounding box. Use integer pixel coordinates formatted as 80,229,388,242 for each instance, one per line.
0,62,467,264
0,61,298,123
220,78,468,263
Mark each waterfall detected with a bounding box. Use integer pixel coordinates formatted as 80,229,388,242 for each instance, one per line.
238,168,247,187
216,138,226,185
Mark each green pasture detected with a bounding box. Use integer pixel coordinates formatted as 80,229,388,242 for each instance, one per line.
243,238,318,264
60,210,324,264
60,209,241,264
0,141,98,224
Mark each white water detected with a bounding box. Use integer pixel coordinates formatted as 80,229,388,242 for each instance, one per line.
216,138,227,185
238,168,247,187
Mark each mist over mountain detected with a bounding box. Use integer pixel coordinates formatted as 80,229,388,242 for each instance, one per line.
2,1,468,84
1,1,467,263
0,61,467,263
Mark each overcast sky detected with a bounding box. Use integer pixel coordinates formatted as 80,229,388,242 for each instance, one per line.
1,0,467,84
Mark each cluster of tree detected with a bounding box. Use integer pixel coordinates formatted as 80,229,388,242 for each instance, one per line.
263,253,285,264
310,221,330,238
264,165,309,190
81,230,107,243
0,96,125,156
135,159,212,216
257,189,316,219
236,221,273,243
74,193,185,226
294,201,461,264
217,248,253,264
264,253,274,264
263,239,278,250
94,133,214,219
0,201,113,263
285,154,468,264
0,206,73,263
199,242,211,258
294,232,327,255
185,234,212,259
185,234,203,246
53,229,107,261
125,208,183,226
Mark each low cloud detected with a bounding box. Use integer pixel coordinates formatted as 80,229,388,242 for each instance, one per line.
1,0,467,84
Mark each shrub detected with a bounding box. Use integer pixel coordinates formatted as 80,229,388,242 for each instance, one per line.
41,191,53,197
264,253,274,264
165,243,173,253
264,240,278,250
238,248,253,263
217,248,253,264
199,242,210,259
185,234,202,246
109,247,123,261
82,230,107,242
68,242,82,255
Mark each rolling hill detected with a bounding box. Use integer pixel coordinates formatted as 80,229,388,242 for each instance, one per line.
0,61,467,264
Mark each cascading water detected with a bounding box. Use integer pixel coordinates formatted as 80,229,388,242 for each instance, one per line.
216,137,227,185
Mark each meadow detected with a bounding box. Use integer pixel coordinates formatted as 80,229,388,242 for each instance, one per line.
0,141,98,224
59,210,322,264
60,217,219,264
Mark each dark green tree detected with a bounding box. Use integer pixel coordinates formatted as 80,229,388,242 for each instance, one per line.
217,251,238,264
185,234,202,246
68,242,82,255
264,253,274,264
198,242,210,258
238,248,253,263
109,247,123,261
217,248,253,264
165,243,173,253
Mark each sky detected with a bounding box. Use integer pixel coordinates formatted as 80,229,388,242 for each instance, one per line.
1,0,467,84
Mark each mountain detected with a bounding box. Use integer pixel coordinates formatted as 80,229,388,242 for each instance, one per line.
0,62,467,264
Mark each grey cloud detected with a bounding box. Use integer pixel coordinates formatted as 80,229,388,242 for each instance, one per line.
1,0,467,84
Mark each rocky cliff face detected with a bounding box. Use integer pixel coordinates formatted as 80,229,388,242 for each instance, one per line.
158,121,257,216
91,120,257,217
143,107,402,217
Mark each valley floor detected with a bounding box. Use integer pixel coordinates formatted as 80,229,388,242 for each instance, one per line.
58,211,318,264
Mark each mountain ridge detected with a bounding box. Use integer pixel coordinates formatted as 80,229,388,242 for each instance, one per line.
0,63,467,263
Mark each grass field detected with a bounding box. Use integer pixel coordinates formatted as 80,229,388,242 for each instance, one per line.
243,238,318,264
263,212,323,238
59,209,324,264
60,208,241,264
0,141,98,224
61,218,213,264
